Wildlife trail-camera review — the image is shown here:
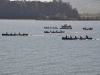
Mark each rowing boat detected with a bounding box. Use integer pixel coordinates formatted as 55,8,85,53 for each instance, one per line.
62,37,92,40
2,33,28,36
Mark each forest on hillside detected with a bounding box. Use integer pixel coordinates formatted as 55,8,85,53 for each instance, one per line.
0,0,79,20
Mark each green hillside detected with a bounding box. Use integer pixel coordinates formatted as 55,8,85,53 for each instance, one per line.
78,1,100,13
63,0,100,13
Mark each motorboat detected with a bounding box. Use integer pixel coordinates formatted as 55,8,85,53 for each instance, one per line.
60,24,72,29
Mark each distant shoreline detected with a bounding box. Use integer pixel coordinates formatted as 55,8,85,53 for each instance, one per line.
0,19,100,21
1,1,100,21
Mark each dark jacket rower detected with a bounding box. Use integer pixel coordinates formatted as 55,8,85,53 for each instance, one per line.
86,35,88,38
66,35,67,38
70,36,72,38
75,36,77,39
80,36,82,39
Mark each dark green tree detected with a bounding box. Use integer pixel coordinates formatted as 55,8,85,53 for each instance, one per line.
0,0,79,20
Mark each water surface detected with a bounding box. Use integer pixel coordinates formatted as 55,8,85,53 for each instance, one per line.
0,20,100,75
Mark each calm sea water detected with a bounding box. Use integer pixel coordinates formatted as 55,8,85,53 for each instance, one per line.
0,20,100,75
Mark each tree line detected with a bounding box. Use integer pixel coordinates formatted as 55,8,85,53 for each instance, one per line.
0,0,79,20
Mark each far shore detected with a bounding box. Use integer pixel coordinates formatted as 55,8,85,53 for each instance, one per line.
0,19,100,21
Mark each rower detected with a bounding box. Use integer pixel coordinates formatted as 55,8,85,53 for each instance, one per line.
70,36,72,39
14,32,16,35
10,33,12,35
66,35,67,38
75,36,77,39
86,35,88,38
80,36,82,39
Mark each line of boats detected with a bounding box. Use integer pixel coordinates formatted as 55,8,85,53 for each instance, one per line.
44,24,93,30
2,32,28,36
44,24,72,29
44,24,93,40
44,24,72,33
2,24,93,40
2,32,93,40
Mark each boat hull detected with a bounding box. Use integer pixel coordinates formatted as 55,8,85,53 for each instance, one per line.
60,24,72,29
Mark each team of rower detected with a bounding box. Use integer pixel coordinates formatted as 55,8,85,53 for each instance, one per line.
66,35,89,39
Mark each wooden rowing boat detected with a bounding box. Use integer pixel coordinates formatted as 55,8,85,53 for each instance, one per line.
62,37,92,40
